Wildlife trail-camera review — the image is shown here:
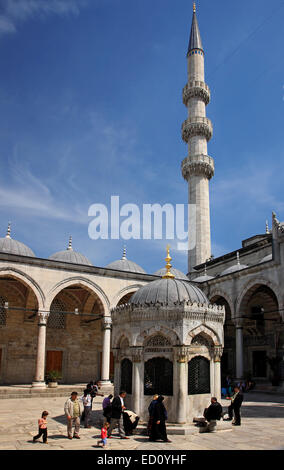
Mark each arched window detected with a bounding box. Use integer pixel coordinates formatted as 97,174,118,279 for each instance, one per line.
188,356,210,395
120,358,132,394
144,357,173,396
48,298,66,329
0,296,7,326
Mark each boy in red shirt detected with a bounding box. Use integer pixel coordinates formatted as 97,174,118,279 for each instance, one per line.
33,411,49,444
97,422,109,447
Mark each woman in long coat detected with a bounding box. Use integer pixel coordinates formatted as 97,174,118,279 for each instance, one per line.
149,396,171,442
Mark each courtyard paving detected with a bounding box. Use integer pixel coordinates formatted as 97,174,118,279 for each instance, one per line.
0,391,283,450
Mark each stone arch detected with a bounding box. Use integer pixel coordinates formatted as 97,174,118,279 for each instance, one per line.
209,289,234,318
46,277,110,315
235,277,281,319
113,331,132,349
0,267,45,310
135,325,181,347
187,324,221,346
111,284,144,308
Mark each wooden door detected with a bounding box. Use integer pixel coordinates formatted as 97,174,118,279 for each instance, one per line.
46,350,63,374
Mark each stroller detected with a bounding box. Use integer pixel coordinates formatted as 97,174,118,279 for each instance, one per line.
123,409,140,436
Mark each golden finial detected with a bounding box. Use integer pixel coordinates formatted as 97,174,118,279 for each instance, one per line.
193,2,196,13
162,244,175,279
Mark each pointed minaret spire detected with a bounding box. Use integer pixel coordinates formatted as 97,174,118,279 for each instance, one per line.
182,6,214,274
187,2,203,56
122,245,127,260
67,236,73,251
236,251,240,266
266,220,269,234
6,222,11,239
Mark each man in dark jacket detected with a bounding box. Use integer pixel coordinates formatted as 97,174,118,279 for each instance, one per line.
107,390,129,439
203,397,223,432
227,386,243,426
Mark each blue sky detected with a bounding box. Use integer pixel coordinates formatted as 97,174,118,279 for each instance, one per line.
0,0,283,275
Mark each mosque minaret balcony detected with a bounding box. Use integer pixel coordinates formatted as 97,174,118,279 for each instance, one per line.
181,154,214,181
183,81,210,106
181,116,213,143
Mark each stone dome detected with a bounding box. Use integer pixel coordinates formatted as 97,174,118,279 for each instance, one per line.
192,274,214,282
258,253,272,263
0,224,35,257
154,267,188,281
49,237,92,266
106,247,146,274
220,252,248,276
130,277,208,307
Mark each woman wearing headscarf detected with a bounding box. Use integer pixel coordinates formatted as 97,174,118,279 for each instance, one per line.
149,395,171,442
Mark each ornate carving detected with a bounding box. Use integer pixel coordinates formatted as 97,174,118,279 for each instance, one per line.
183,81,210,106
174,346,191,363
213,345,223,362
181,117,213,142
38,311,49,325
131,346,143,362
192,334,210,347
102,316,112,330
181,154,214,180
145,334,171,347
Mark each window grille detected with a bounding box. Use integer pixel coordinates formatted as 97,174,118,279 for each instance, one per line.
120,358,132,394
188,356,210,395
144,357,173,396
0,296,6,326
48,299,66,329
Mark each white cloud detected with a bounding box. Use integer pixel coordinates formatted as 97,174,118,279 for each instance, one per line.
0,0,89,35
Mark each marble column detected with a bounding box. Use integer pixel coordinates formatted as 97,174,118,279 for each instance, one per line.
175,347,189,424
32,311,49,388
112,348,121,396
100,316,112,387
213,346,223,401
235,319,244,379
131,347,143,416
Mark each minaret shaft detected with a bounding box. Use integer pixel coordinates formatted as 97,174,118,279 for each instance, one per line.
181,7,214,273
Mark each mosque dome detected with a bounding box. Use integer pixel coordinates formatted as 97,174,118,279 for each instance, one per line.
130,277,208,307
153,267,188,281
0,223,35,257
220,252,248,276
106,247,146,274
49,237,92,266
192,264,214,282
258,253,273,263
130,246,208,306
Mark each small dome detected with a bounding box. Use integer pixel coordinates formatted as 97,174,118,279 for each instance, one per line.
0,224,35,257
105,247,146,274
49,237,92,266
130,278,208,307
154,267,188,281
220,252,248,276
192,264,214,282
258,253,272,263
192,274,214,282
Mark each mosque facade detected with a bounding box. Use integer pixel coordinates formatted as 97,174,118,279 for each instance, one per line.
0,5,283,412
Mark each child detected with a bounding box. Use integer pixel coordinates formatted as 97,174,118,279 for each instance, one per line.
33,411,49,444
97,422,109,447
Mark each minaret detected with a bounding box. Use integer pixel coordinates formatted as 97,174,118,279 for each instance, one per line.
181,3,214,274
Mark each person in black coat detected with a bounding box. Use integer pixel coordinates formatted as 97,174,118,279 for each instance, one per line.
204,397,223,422
226,386,243,426
107,391,129,439
149,395,171,443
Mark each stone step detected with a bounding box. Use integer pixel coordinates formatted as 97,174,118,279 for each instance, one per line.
136,420,232,436
0,384,114,400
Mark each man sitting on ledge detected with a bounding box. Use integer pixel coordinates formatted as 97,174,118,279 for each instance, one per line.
194,397,223,432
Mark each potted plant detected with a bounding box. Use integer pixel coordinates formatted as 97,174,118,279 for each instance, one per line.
47,370,62,388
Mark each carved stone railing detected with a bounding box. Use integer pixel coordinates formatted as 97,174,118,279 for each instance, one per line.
183,81,210,106
182,116,213,142
181,154,214,180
